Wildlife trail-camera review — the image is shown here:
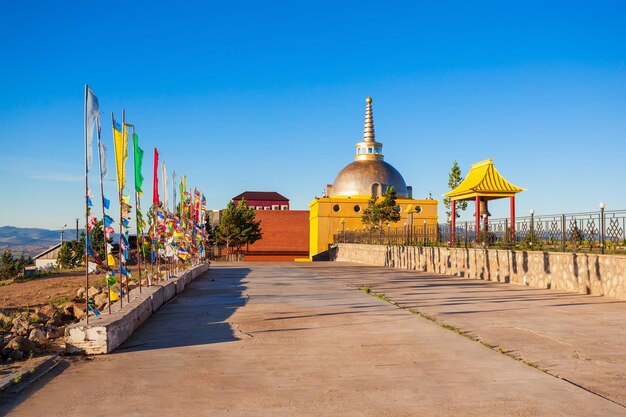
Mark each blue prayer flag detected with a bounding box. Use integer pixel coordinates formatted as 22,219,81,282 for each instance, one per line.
103,197,110,209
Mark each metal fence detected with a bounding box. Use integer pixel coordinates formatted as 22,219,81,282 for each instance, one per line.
336,209,626,254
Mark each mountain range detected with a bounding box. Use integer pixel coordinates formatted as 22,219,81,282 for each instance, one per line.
0,226,81,256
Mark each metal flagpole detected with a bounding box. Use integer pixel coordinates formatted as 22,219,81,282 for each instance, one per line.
97,110,111,314
113,112,123,309
130,125,143,293
84,85,90,324
122,110,130,304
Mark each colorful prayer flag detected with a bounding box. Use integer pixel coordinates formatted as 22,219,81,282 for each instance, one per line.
153,148,160,205
132,133,144,196
113,119,128,192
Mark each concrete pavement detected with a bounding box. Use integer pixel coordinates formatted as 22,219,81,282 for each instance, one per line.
2,262,625,416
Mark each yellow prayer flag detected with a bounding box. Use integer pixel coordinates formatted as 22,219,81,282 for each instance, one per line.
109,289,120,301
113,121,128,193
107,253,116,267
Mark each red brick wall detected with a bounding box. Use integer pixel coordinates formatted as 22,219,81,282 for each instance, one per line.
245,210,309,261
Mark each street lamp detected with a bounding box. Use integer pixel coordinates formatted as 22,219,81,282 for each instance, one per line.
60,224,67,244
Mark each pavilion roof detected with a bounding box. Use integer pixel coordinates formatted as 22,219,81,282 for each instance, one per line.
443,159,525,201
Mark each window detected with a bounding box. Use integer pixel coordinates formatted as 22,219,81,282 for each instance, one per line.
353,205,361,213
332,204,341,212
256,206,263,210
368,147,373,154
272,205,279,210
264,206,271,210
357,148,361,154
414,206,422,214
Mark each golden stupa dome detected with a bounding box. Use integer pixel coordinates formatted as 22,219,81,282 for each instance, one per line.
330,97,410,198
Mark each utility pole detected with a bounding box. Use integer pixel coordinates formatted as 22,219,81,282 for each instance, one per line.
75,218,79,242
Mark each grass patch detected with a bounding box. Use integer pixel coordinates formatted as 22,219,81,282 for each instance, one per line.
49,295,73,308
12,375,22,385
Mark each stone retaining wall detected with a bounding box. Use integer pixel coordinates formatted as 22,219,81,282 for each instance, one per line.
336,244,626,300
65,263,210,354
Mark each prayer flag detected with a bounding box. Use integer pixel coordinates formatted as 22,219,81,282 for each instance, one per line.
153,148,160,205
85,86,99,171
113,119,128,192
103,197,110,209
98,137,107,179
107,253,116,267
132,133,144,196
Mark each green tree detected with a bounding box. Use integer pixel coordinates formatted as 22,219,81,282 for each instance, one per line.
361,186,401,231
443,160,467,222
214,199,263,260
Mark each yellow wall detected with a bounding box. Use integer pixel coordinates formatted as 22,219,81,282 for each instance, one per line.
309,196,438,257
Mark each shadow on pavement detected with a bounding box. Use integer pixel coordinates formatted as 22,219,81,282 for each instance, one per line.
114,266,251,353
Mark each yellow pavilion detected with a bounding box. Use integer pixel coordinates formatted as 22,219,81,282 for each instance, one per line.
309,97,438,258
443,159,525,243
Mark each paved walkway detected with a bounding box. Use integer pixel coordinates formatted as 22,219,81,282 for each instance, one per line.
2,262,625,416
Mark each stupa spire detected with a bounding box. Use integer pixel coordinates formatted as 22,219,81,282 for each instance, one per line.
363,97,375,142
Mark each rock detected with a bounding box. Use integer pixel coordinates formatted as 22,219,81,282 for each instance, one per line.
87,286,101,297
0,311,12,325
2,345,13,358
8,349,24,360
63,301,86,319
11,316,31,336
29,311,48,324
94,292,110,310
46,316,63,327
7,336,35,354
76,287,86,299
45,326,63,340
36,305,59,319
28,328,46,345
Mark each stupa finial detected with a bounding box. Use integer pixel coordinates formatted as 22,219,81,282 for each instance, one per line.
363,97,375,142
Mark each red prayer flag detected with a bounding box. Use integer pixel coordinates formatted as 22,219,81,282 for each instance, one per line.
153,148,160,205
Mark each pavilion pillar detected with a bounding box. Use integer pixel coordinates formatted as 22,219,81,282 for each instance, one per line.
510,196,516,240
475,195,480,241
451,200,456,246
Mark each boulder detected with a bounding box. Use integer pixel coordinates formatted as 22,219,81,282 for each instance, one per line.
8,349,24,360
36,305,59,319
7,336,35,354
94,292,110,310
63,301,86,319
0,311,12,325
76,287,86,299
11,315,31,336
2,347,12,358
46,316,63,327
87,286,101,297
29,311,48,324
28,328,47,345
45,326,63,340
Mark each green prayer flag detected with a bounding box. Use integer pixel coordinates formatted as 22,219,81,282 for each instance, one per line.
133,133,144,195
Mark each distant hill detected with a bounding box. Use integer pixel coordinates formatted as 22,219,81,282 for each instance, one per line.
0,226,80,256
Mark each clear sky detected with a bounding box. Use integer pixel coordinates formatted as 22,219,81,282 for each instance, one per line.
1,1,625,229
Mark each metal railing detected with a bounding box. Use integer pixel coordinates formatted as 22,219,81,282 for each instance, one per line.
335,209,626,254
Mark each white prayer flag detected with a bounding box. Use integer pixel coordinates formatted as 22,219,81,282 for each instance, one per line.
85,86,100,171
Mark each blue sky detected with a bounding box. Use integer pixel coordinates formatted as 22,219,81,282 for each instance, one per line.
1,1,625,229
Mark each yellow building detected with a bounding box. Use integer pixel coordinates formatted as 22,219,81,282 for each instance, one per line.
309,97,438,258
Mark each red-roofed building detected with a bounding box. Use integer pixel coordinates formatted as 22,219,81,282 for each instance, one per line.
232,191,289,211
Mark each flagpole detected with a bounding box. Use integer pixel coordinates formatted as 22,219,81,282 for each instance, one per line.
84,85,90,324
97,112,111,315
112,112,123,309
131,125,143,293
122,110,130,304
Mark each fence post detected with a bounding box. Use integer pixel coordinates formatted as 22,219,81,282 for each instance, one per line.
561,214,566,251
464,222,468,248
530,209,535,249
423,221,427,246
600,202,606,254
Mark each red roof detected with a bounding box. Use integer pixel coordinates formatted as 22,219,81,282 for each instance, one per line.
232,191,289,202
